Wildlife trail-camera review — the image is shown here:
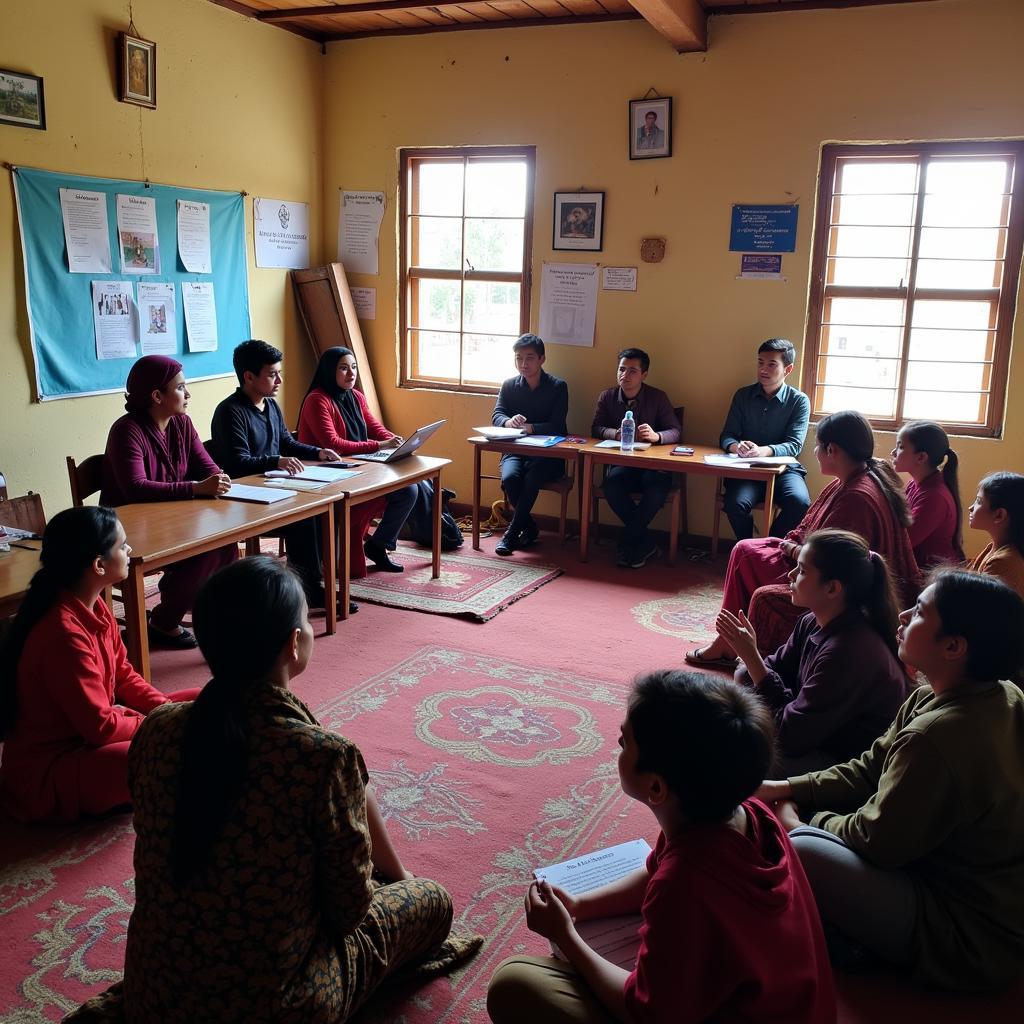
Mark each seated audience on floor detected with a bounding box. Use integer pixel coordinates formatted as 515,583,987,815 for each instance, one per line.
891,420,964,569
718,337,811,540
720,529,910,775
298,346,416,575
758,569,1024,992
99,355,235,649
0,507,199,823
591,347,682,569
967,471,1024,598
96,556,470,1021
487,670,835,1024
211,339,347,613
687,409,920,668
492,333,569,556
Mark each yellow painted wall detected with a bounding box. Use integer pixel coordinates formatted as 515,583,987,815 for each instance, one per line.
322,0,1024,553
1,0,322,514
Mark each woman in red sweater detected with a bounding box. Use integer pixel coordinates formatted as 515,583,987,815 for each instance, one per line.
0,506,199,823
298,347,417,576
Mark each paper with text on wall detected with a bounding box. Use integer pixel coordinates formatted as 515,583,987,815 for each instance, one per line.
91,280,138,360
116,193,160,275
534,838,651,970
176,200,212,273
337,190,385,275
182,281,218,352
137,281,177,355
60,188,112,273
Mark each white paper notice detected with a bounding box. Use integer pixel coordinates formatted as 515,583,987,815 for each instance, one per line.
116,193,160,275
350,286,376,320
182,281,218,352
138,282,177,355
337,190,385,275
92,281,138,360
602,266,637,291
176,200,211,274
60,188,112,273
538,263,599,347
254,197,310,269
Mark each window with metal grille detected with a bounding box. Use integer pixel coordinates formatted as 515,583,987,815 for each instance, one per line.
804,142,1024,437
399,147,535,393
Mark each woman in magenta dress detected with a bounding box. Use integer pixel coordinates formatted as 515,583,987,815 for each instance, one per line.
0,507,199,823
100,355,236,648
687,410,920,666
891,420,964,569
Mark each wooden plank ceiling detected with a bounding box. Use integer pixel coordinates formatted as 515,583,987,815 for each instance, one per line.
210,0,938,49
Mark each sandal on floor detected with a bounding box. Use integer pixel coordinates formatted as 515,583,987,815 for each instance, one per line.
684,647,738,670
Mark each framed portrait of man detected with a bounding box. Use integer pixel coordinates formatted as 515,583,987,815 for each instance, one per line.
629,97,672,161
120,33,156,109
553,191,605,252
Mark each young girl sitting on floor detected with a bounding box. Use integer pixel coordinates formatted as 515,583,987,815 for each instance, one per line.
891,420,964,568
0,506,198,823
758,569,1024,992
487,670,835,1024
718,529,909,775
967,471,1024,597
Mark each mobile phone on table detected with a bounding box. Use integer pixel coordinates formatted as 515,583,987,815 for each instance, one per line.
671,446,695,456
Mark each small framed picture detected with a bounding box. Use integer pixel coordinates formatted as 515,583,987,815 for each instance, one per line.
120,32,157,109
552,191,605,252
0,69,45,131
629,97,672,160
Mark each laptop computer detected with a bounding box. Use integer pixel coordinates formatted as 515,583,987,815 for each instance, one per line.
351,419,446,463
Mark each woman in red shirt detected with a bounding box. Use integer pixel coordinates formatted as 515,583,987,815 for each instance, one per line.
297,347,416,576
0,506,199,823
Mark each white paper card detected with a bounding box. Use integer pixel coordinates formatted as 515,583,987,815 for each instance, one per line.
176,200,212,274
254,197,310,269
137,282,177,355
182,281,218,352
264,467,359,483
351,286,376,320
602,266,637,291
223,483,295,504
337,190,385,275
116,193,160,275
538,263,598,348
60,188,112,273
92,281,138,360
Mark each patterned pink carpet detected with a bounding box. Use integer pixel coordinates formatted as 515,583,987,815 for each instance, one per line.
1,537,1020,1022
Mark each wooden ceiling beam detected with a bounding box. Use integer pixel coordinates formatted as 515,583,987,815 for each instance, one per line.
255,2,460,19
322,11,643,39
207,0,327,40
627,0,706,51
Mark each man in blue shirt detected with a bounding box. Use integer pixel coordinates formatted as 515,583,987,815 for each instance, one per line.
718,339,811,540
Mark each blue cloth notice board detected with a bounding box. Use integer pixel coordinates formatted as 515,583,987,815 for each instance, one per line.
13,166,250,400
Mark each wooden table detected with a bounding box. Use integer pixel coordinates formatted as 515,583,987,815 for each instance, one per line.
468,436,585,549
116,481,339,681
578,442,788,562
336,455,450,620
0,544,41,619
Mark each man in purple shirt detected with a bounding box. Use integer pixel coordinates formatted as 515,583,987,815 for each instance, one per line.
591,348,681,568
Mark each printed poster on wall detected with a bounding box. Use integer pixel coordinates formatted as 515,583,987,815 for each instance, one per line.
91,280,138,360
337,190,385,275
176,200,212,274
116,193,161,274
59,188,112,273
729,204,799,253
538,263,598,348
138,282,178,355
182,281,218,352
254,197,310,269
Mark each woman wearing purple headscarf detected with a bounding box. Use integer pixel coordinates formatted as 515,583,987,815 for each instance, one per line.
100,356,236,649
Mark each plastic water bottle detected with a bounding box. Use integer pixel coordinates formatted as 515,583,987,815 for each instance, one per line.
620,410,636,452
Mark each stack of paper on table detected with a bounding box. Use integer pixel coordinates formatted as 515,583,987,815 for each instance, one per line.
473,425,527,440
594,439,652,451
223,483,296,504
515,434,566,448
264,466,360,483
534,838,652,970
703,454,798,468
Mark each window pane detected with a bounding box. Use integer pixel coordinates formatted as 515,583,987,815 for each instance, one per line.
415,278,461,331
818,354,901,389
821,323,903,358
826,297,905,327
416,162,464,216
918,227,1005,260
828,256,908,288
413,216,462,269
818,384,897,418
905,360,987,392
411,329,460,379
922,192,1007,227
463,281,521,335
463,333,514,385
466,161,527,217
925,159,1009,196
833,194,916,226
903,390,986,423
911,300,994,330
908,327,992,361
465,218,525,272
915,259,1001,289
838,161,918,195
831,225,912,258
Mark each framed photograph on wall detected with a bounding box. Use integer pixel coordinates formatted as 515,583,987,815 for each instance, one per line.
553,191,605,252
0,69,45,131
629,97,672,160
120,32,157,109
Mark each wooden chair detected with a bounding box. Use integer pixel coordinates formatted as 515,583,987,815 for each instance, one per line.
66,454,105,507
481,454,577,545
710,477,781,557
590,407,687,567
0,491,46,536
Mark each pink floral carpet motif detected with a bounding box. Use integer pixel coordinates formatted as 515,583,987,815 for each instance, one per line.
349,547,562,621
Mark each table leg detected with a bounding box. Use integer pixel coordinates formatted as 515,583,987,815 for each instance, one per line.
340,500,352,622
432,470,442,578
579,453,593,562
472,445,482,550
122,564,151,682
763,474,777,539
321,504,337,634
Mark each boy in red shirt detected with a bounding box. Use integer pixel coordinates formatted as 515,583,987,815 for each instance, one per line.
487,670,835,1023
